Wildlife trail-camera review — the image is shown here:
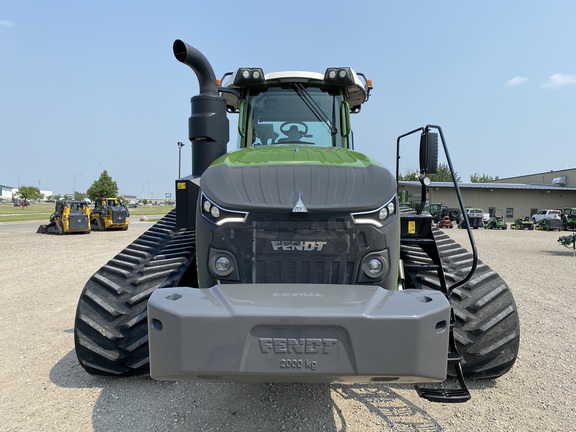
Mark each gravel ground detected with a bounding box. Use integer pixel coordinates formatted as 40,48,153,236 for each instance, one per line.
0,222,575,431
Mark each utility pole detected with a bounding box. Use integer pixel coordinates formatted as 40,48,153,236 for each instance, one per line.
177,141,185,178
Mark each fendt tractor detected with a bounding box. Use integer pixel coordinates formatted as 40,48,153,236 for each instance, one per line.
73,40,520,403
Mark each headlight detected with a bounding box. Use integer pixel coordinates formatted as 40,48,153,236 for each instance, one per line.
208,251,237,278
351,196,397,228
361,254,388,279
214,256,231,273
201,193,248,226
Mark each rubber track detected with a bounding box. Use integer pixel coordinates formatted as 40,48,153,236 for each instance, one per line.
401,229,520,379
74,210,196,376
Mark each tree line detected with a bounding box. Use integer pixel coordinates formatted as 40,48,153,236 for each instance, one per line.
12,171,120,202
398,164,499,183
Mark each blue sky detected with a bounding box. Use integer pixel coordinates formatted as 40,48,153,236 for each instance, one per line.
1,1,575,198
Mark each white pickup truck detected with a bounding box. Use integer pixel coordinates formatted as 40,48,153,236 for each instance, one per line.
460,208,487,228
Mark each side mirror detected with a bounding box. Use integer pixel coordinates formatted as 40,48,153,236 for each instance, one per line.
419,131,439,175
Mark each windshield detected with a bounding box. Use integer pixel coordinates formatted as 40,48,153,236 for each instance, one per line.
243,87,347,148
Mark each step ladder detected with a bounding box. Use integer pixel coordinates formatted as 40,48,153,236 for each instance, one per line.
400,212,471,403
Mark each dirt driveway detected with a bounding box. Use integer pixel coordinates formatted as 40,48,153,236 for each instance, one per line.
1,222,575,431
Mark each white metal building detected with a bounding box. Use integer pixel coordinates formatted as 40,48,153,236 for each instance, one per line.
398,168,576,221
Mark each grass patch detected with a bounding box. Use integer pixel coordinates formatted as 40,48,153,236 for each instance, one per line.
0,202,172,223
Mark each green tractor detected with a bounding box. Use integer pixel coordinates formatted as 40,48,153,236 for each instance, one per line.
72,40,520,403
510,216,534,230
485,209,508,230
535,218,563,231
561,208,576,231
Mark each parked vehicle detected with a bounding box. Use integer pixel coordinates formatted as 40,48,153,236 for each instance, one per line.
437,215,453,228
510,216,534,230
37,200,91,234
561,208,576,231
532,209,561,224
458,208,483,229
13,200,30,207
485,209,507,230
90,197,130,231
535,218,563,231
429,203,461,223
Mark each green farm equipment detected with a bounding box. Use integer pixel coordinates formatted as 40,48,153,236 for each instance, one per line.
485,209,507,230
558,233,576,256
561,208,576,231
510,216,534,230
72,40,520,403
536,218,563,231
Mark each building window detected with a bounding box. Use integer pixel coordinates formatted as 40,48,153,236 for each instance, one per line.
489,207,496,217
530,208,538,217
506,208,514,218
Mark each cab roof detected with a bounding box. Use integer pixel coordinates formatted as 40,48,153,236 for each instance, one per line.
219,68,371,112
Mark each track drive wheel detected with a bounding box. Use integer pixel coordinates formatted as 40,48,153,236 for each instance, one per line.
74,210,197,376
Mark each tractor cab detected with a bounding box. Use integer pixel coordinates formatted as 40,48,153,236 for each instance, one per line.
219,68,372,150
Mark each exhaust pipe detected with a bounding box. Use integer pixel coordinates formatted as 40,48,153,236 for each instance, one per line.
173,40,219,96
173,39,229,178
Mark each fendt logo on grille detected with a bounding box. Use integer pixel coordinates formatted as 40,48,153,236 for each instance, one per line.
271,240,327,251
259,338,337,354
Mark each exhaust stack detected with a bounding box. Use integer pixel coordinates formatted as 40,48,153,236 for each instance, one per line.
173,39,229,177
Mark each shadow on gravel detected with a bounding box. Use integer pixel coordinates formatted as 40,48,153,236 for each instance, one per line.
50,350,494,431
543,249,576,257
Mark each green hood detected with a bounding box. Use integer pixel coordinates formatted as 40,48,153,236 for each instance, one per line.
201,145,395,213
212,145,384,168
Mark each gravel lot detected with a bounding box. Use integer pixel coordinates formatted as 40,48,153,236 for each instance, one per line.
1,222,575,431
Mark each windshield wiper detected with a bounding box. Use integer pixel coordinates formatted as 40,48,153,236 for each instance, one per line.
292,83,337,135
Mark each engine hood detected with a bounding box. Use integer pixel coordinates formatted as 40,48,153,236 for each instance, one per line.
200,145,396,212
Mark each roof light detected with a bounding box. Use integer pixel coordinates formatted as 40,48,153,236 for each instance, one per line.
234,68,265,86
324,67,355,86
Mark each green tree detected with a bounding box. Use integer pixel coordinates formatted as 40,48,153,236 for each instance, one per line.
86,170,119,201
398,165,460,182
470,173,499,183
429,163,460,182
74,191,87,201
16,185,42,201
397,170,419,181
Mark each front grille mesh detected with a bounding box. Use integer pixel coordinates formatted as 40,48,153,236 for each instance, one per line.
254,257,354,284
250,215,354,284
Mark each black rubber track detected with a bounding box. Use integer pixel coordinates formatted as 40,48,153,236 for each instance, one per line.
401,228,520,379
74,210,196,376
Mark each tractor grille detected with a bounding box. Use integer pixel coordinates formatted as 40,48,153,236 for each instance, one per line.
253,257,354,284
248,216,356,284
112,210,127,223
69,213,88,230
